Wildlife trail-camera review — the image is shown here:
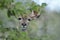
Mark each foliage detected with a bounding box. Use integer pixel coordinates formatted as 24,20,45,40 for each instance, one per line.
0,0,14,9
0,0,47,40
0,0,47,17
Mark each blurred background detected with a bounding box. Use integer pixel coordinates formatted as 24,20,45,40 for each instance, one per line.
0,0,60,40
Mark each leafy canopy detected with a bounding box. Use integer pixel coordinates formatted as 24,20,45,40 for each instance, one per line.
0,0,47,17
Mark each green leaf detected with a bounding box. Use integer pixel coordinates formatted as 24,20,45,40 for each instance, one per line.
41,3,47,7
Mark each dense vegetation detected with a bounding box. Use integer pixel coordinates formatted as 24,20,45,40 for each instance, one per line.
0,0,47,40
0,0,60,40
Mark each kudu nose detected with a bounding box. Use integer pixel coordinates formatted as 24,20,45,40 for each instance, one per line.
21,23,27,31
22,23,27,27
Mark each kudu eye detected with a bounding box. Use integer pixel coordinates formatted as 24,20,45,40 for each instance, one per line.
18,18,21,20
28,19,31,21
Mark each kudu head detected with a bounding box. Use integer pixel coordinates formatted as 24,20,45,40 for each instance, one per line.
18,10,40,31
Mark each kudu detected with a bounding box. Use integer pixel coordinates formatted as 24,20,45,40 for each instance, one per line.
17,10,40,31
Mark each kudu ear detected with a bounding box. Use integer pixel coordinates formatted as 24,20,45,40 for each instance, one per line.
31,10,35,17
29,10,40,20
